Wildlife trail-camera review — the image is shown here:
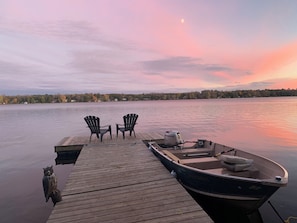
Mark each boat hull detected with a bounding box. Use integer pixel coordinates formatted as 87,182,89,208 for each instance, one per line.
150,146,280,214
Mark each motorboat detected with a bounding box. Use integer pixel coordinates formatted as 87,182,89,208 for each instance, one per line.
147,131,288,214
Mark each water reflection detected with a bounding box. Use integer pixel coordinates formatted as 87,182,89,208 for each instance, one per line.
55,151,80,165
187,189,263,223
1,98,296,223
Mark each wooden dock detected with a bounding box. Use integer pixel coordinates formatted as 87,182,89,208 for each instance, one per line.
47,133,212,223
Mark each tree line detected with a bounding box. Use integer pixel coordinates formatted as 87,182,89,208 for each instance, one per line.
1,89,296,104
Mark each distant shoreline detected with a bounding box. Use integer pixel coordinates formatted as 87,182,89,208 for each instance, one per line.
1,89,297,104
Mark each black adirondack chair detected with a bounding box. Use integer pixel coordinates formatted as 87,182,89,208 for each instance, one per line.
116,113,138,139
84,116,112,142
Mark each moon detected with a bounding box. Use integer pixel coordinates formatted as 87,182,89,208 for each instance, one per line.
181,18,185,24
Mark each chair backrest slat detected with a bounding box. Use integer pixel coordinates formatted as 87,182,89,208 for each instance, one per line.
124,113,138,130
84,116,100,133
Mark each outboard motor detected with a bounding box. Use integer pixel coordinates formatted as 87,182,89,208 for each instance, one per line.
164,131,183,146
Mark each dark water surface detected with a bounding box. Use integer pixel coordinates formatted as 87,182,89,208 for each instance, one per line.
0,97,296,222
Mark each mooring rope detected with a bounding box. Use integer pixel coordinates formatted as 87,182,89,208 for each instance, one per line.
285,216,297,223
268,201,297,223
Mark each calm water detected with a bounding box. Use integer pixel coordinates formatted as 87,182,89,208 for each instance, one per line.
0,97,296,223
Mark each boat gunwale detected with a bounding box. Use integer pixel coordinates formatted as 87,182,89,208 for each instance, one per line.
181,182,262,201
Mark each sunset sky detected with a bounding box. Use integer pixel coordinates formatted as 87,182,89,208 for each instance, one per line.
1,0,297,95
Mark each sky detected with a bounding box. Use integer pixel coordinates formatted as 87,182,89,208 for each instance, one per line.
1,0,297,95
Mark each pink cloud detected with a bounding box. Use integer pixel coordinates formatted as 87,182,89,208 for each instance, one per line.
1,0,297,94
239,40,297,84
256,41,297,75
268,78,297,89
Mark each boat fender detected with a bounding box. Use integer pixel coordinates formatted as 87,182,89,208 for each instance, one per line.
170,170,177,178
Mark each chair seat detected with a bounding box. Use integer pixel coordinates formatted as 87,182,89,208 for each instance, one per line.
84,116,112,142
116,114,138,139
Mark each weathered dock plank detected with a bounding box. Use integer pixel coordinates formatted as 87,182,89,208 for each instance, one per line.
48,133,212,223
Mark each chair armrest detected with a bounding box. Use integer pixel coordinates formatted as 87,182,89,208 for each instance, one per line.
101,124,111,128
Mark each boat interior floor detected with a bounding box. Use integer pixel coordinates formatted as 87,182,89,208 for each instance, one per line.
162,149,260,179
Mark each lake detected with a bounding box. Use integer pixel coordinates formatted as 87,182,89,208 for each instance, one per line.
0,97,296,223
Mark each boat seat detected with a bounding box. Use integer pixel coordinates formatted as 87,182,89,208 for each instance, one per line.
179,157,218,164
162,150,181,163
172,148,214,157
180,157,222,169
